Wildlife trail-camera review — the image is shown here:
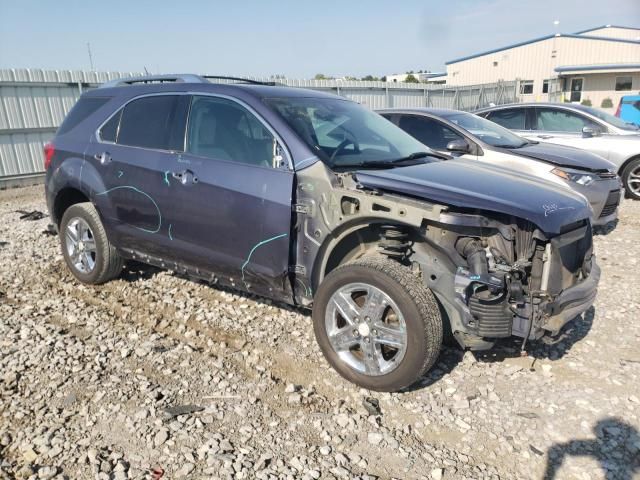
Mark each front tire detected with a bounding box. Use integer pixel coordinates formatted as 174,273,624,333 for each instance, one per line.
59,202,123,284
622,157,640,200
312,256,442,392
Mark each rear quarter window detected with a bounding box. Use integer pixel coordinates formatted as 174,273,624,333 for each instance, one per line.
57,97,110,135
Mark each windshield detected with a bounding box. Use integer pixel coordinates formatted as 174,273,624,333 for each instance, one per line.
264,97,435,167
578,105,640,131
442,111,529,148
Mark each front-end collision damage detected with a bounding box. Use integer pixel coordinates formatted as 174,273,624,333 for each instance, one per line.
292,161,599,350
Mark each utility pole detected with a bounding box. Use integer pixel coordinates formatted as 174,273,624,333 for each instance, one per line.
87,42,95,71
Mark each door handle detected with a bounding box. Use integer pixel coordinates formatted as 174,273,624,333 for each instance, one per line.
172,169,198,185
94,152,112,164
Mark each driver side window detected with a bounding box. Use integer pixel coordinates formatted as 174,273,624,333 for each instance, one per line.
535,108,595,133
187,96,275,168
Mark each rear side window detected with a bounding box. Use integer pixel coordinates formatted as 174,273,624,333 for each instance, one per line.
397,115,463,150
57,97,110,135
117,95,189,151
486,109,526,130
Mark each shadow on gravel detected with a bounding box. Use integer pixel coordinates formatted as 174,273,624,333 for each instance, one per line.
593,219,618,236
402,346,463,392
120,261,163,282
544,417,640,479
474,306,595,365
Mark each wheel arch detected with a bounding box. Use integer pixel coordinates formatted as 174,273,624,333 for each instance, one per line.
619,154,640,176
53,187,91,226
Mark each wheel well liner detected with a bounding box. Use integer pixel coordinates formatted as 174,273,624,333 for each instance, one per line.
53,188,90,225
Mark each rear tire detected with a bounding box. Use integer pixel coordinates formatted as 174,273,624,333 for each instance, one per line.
59,202,123,284
622,158,640,200
312,256,442,392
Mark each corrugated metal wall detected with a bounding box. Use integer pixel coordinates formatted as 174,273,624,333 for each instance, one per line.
0,69,518,186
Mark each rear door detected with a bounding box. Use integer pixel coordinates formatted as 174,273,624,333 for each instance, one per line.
163,94,294,296
88,94,190,259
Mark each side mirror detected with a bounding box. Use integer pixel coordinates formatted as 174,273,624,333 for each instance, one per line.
446,139,470,153
582,126,600,138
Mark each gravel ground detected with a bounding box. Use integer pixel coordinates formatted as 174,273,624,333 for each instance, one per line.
0,185,639,480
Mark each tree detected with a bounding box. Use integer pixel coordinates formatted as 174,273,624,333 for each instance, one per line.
404,74,419,83
314,73,334,80
361,75,379,81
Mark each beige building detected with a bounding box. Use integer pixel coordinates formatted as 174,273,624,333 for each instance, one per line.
444,25,640,112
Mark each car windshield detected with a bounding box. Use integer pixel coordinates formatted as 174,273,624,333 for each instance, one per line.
264,97,436,167
578,105,640,131
442,111,529,148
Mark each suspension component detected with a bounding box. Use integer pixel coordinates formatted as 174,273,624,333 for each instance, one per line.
379,225,412,260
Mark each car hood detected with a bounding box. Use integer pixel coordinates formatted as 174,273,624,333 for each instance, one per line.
354,158,590,236
504,142,615,171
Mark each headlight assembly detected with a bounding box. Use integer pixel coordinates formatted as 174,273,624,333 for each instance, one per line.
551,167,598,186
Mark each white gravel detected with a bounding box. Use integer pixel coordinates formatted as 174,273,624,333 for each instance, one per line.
1,185,639,480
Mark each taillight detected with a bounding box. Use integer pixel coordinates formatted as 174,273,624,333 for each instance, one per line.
43,142,55,170
615,100,621,118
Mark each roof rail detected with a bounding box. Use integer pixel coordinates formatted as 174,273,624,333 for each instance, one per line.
202,75,278,86
99,74,209,88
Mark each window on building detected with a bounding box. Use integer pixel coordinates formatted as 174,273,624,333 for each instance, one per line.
615,76,632,91
492,61,498,67
519,80,534,95
542,80,550,94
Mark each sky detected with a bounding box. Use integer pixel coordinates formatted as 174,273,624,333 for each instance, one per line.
0,0,639,78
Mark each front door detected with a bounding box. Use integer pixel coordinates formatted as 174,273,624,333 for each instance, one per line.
569,78,583,103
163,94,294,297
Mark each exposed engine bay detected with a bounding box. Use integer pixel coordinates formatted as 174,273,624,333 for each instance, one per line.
293,162,599,351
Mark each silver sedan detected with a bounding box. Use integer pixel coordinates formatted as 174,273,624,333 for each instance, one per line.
475,103,640,200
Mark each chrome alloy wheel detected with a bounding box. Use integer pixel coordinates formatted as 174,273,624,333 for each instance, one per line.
324,282,408,376
628,164,640,197
65,217,97,274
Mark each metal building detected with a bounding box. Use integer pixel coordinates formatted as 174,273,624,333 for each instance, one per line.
444,25,640,111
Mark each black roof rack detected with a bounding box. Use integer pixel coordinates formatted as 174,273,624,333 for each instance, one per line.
99,74,282,89
99,74,208,88
202,75,278,86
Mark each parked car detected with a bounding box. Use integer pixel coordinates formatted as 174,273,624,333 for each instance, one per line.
45,75,599,392
378,108,621,227
475,103,640,200
616,94,640,127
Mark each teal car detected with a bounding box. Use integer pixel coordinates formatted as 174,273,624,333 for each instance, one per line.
617,95,640,127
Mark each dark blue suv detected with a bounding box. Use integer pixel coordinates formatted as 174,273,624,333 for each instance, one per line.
45,75,600,391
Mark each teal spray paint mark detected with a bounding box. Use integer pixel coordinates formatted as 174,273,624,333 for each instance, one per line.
117,170,124,178
164,171,170,186
295,277,311,297
96,186,162,234
168,223,173,240
241,233,288,289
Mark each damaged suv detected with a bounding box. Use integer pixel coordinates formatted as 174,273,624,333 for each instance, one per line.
45,75,600,392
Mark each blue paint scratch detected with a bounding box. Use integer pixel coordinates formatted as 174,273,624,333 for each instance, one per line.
168,223,173,240
295,277,311,297
117,170,124,178
96,186,162,234
241,233,288,289
164,171,170,187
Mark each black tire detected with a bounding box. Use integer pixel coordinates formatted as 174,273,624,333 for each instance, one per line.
312,256,442,392
59,202,123,284
622,157,640,200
